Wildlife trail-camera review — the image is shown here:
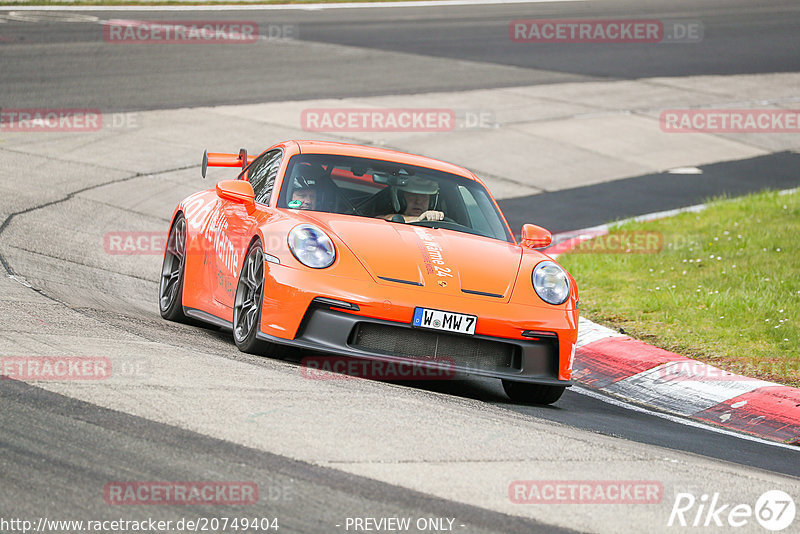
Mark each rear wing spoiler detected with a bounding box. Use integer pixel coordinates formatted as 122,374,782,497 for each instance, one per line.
201,148,257,178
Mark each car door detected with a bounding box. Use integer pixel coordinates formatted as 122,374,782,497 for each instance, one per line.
213,149,283,307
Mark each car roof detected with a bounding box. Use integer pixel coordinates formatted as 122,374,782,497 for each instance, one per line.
291,140,478,181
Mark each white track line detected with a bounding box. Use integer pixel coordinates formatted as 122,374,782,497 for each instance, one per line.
1,0,585,12
572,385,799,452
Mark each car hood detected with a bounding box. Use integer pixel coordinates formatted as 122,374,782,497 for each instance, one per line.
304,213,524,301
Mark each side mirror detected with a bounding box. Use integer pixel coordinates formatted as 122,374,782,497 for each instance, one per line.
520,224,552,249
216,180,255,212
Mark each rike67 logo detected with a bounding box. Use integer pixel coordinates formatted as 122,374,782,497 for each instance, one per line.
668,490,795,531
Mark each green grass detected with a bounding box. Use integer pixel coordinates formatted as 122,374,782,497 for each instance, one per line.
559,189,800,387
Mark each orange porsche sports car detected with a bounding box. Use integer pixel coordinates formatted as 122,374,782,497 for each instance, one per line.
159,140,578,404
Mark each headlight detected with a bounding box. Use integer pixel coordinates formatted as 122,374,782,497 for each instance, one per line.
288,224,336,269
532,261,570,305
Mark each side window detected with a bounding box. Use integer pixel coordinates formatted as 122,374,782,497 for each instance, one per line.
458,184,509,241
458,185,491,235
245,150,282,205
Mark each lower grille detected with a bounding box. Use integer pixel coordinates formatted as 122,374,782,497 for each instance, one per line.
350,323,519,372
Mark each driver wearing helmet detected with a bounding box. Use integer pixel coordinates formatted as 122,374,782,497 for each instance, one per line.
380,177,444,223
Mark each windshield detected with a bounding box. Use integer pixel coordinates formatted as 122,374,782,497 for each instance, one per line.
277,154,513,243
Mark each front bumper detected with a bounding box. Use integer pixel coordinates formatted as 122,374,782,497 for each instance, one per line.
257,306,571,386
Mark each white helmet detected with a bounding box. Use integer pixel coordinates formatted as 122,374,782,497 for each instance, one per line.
392,177,440,212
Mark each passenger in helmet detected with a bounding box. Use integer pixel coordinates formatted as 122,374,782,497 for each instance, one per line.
289,185,318,211
287,162,323,211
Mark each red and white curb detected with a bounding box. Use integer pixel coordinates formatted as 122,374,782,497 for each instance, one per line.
549,193,800,446
572,319,800,446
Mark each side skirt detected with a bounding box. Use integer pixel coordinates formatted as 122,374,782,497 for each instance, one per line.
184,307,233,332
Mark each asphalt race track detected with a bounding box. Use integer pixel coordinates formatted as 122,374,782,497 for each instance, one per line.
1,0,799,533
1,0,799,110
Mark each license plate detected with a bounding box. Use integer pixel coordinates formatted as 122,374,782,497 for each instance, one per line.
412,308,476,335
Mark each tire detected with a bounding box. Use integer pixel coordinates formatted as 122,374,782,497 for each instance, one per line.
232,240,288,357
502,380,566,405
159,214,188,322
